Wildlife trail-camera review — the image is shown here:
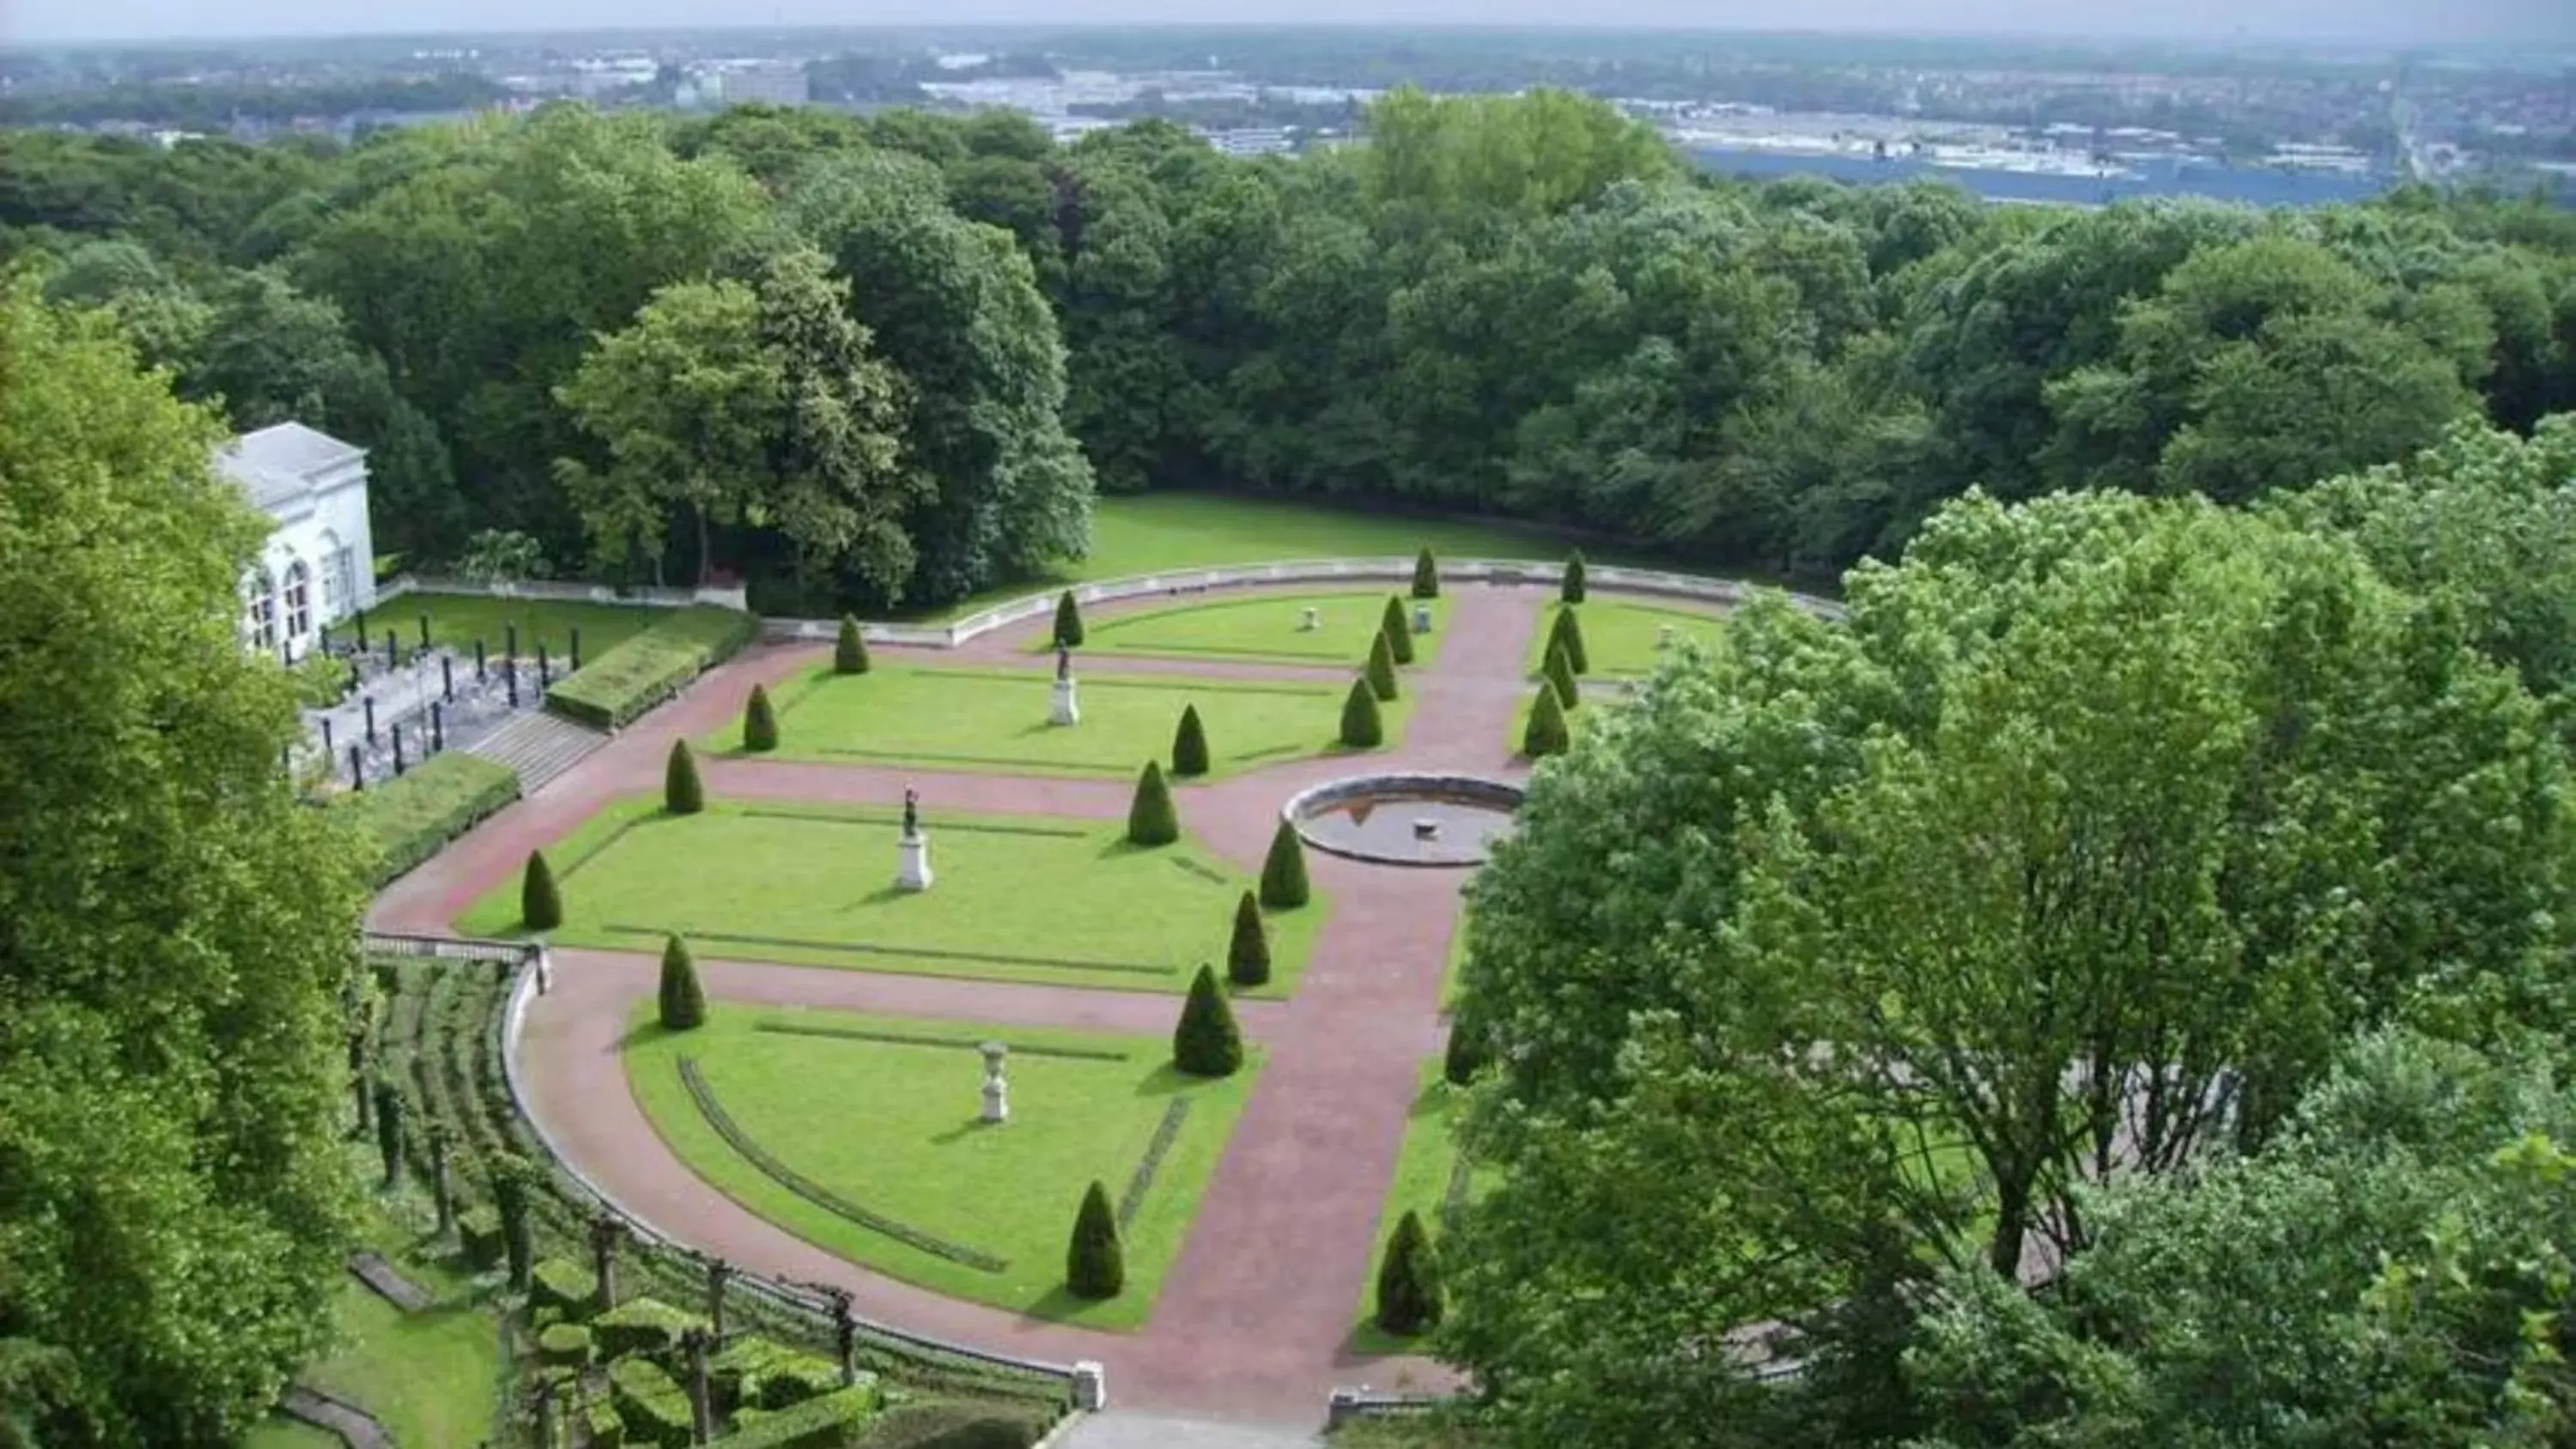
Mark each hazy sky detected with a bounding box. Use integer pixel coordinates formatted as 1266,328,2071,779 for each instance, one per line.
3,0,2571,47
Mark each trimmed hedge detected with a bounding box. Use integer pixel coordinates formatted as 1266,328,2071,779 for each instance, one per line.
1365,630,1400,701
1522,682,1570,760
1173,964,1242,1078
1066,1181,1123,1300
521,849,562,932
610,1356,694,1449
711,1337,852,1415
1544,641,1581,713
530,1256,597,1318
344,752,520,888
1126,761,1179,846
1170,704,1210,778
537,1322,594,1367
1378,595,1414,665
744,683,781,753
1444,1022,1488,1087
835,615,871,675
545,603,759,731
856,1404,1047,1449
1259,819,1309,908
593,1297,706,1359
458,1206,502,1269
1051,591,1084,649
1340,676,1384,749
659,934,707,1032
1225,890,1270,988
1562,549,1588,603
1548,604,1590,676
1375,1209,1444,1337
721,1384,882,1447
666,739,705,815
1412,547,1440,599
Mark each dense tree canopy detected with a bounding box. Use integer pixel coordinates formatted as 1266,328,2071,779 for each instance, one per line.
0,276,368,1443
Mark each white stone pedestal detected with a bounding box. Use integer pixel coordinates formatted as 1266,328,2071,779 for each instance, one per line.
1298,607,1321,632
896,831,933,892
979,1042,1010,1125
1050,677,1081,726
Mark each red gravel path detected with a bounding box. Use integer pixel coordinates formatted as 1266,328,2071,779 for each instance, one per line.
370,580,1561,1428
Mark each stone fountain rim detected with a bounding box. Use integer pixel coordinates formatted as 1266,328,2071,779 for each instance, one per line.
1279,772,1526,869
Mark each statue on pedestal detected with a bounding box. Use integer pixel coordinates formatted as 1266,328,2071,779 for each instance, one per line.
1050,645,1081,726
979,1041,1010,1125
902,786,920,840
896,785,933,892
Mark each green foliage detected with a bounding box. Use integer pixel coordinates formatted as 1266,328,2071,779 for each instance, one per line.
743,682,781,754
457,1207,503,1270
1443,1022,1487,1087
716,1384,882,1448
1373,1210,1443,1337
0,276,376,1442
665,739,705,815
1547,605,1589,675
1126,760,1179,846
1521,682,1570,759
609,1355,695,1449
489,1155,536,1293
1226,890,1272,988
1541,642,1579,712
1260,818,1311,909
1052,591,1084,648
1170,703,1210,778
1340,676,1385,749
1366,630,1400,701
520,849,563,932
1173,964,1244,1078
708,1337,849,1414
372,1078,405,1187
1066,1180,1125,1300
1561,550,1587,603
535,1323,593,1368
658,934,708,1032
530,1258,597,1319
1380,594,1415,664
855,1403,1048,1449
1412,547,1440,599
343,752,521,887
546,605,761,731
591,1298,706,1361
835,615,871,674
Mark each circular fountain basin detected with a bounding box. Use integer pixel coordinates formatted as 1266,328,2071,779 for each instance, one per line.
1283,773,1526,867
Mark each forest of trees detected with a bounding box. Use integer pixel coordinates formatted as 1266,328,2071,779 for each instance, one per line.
4,89,2572,613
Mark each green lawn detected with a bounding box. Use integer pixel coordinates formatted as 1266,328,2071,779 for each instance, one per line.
1065,591,1449,669
459,797,1326,997
708,664,1409,781
1352,1067,1489,1356
1526,599,1726,679
350,591,665,663
627,1006,1261,1329
244,1419,342,1448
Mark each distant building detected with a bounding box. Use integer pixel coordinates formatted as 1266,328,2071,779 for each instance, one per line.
722,64,810,108
1202,127,1294,158
218,422,375,660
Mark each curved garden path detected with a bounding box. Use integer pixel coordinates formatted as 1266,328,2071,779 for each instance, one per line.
370,579,1624,1427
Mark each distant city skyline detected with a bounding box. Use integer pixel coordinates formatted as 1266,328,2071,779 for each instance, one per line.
3,0,2572,49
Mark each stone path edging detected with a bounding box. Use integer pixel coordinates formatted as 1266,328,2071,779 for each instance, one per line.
280,1385,393,1449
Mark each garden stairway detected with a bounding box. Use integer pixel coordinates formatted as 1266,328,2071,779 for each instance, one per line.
465,710,607,797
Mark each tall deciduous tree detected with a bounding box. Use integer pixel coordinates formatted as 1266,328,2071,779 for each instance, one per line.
0,277,367,1441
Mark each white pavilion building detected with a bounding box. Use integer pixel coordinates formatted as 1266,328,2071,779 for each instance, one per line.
218,421,376,661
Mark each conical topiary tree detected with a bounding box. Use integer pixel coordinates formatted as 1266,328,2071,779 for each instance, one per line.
1260,819,1309,908
1174,964,1243,1077
1411,547,1439,599
1127,761,1179,846
1170,704,1210,778
1066,1181,1124,1300
373,1078,405,1187
1544,641,1581,713
835,615,870,675
1378,595,1414,665
665,739,705,815
659,934,707,1031
744,683,780,752
1443,1020,1487,1086
1374,1210,1444,1336
521,850,562,931
1226,890,1271,988
1340,676,1385,749
1053,591,1084,649
1548,605,1590,676
1562,549,1588,603
1523,682,1571,759
1365,631,1400,702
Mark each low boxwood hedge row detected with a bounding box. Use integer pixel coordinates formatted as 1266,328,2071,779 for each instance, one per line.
343,752,520,887
720,1384,881,1447
611,1356,696,1449
546,604,760,731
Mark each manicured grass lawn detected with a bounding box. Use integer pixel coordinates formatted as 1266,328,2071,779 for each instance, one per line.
459,797,1325,997
349,591,663,662
245,1420,342,1448
1351,1066,1489,1356
708,665,1409,781
627,1006,1261,1330
1063,591,1449,669
1526,599,1726,679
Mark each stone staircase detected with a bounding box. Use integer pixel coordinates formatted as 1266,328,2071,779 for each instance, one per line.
465,710,608,797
